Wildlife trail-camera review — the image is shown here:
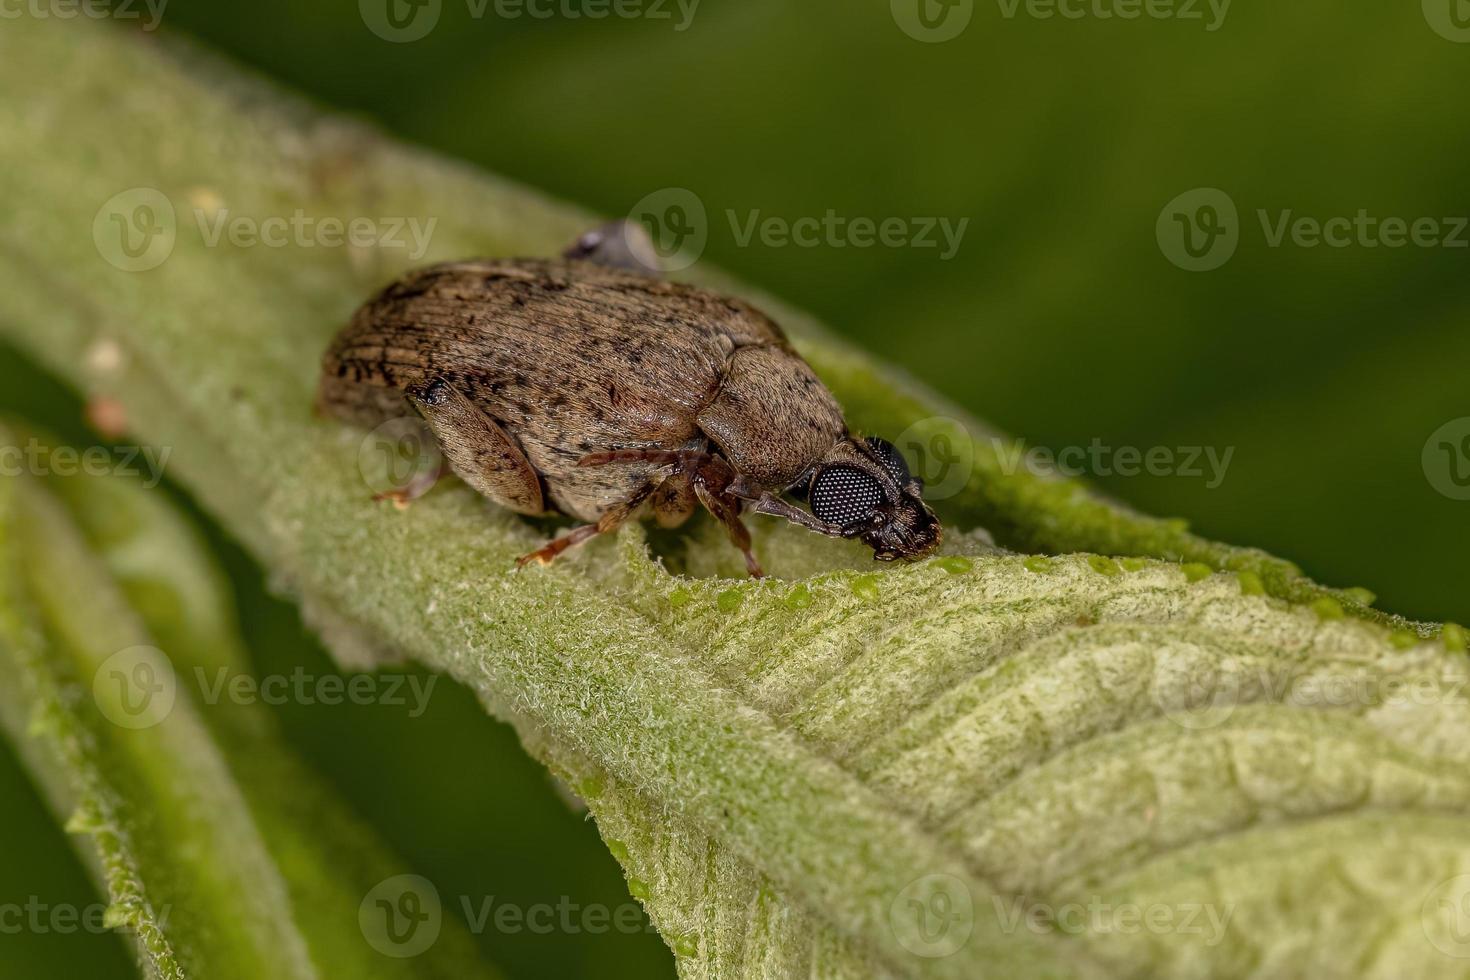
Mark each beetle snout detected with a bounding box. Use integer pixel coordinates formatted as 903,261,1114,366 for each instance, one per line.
861,499,942,562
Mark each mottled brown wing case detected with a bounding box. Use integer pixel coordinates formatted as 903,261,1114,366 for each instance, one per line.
318,258,811,520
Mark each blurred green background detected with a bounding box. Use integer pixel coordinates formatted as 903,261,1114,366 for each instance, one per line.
3,1,1467,976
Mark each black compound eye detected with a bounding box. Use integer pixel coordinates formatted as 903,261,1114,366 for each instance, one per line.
865,437,911,486
810,466,885,527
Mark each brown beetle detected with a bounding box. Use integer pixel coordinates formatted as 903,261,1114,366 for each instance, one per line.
316,222,941,577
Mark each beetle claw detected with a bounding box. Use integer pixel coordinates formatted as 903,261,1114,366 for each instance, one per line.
372,489,416,510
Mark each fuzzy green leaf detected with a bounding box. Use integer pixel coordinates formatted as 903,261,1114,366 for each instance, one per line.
0,432,503,978
1,15,1466,979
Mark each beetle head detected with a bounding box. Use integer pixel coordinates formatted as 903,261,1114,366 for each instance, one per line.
806,437,941,562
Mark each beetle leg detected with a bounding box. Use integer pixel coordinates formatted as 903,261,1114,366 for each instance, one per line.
725,475,766,500
692,482,764,578
681,454,764,577
577,449,689,469
576,450,764,576
516,484,655,569
515,523,604,569
373,461,449,509
562,220,662,276
747,493,846,538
